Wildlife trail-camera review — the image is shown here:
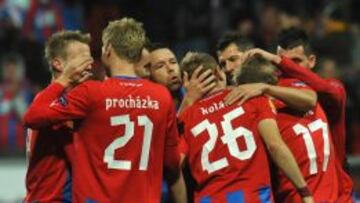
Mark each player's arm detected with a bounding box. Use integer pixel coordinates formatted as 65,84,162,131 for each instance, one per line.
23,56,93,128
23,82,91,128
225,83,317,112
258,119,313,202
178,66,218,116
265,84,317,111
278,56,344,107
166,170,187,203
241,48,344,107
165,98,187,203
24,82,67,128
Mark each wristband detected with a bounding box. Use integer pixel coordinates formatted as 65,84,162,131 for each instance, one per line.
297,186,312,197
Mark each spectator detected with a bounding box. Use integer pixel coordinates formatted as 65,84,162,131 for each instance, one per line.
22,0,64,43
0,53,33,155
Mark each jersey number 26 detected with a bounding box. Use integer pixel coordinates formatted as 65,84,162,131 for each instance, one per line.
192,107,256,174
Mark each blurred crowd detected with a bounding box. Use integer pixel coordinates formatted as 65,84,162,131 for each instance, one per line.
0,0,359,156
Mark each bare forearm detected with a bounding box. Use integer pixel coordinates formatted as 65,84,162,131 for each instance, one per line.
169,170,188,203
268,143,307,189
266,85,316,111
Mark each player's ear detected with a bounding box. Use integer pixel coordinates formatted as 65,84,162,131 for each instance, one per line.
308,54,316,69
105,43,112,58
51,58,63,73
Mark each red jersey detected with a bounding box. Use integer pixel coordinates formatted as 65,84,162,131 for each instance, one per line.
278,57,353,202
274,78,338,202
25,126,73,203
24,77,180,203
179,89,276,203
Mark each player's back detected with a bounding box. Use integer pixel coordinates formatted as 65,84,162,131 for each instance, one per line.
180,89,275,203
274,78,338,202
24,92,73,203
71,77,178,203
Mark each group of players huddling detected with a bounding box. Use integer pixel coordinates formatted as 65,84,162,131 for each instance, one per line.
23,17,354,203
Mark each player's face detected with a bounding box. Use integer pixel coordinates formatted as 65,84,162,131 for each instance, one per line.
2,62,23,83
277,45,316,69
135,49,151,79
218,43,244,76
149,48,182,91
54,41,92,76
65,41,92,70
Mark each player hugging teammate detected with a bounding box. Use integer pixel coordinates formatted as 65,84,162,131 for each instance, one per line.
23,16,353,203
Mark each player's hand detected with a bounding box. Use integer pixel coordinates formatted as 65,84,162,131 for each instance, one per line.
224,83,269,106
56,54,94,88
301,196,315,203
215,66,226,88
182,65,216,103
242,48,281,64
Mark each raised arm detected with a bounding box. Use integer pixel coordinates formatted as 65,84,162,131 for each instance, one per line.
278,57,345,107
224,83,317,112
23,55,93,129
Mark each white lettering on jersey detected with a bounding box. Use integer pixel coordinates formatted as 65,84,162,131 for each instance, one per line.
200,101,226,115
105,95,160,111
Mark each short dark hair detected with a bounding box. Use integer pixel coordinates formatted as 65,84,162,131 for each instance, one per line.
180,52,218,79
234,55,278,85
278,27,313,56
146,42,170,52
216,32,254,53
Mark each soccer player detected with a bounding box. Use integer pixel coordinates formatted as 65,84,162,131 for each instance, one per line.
147,43,218,202
233,27,354,202
178,52,313,203
147,43,184,108
24,30,92,203
216,32,254,84
24,18,186,203
147,43,220,112
234,55,339,202
277,28,353,202
134,48,151,79
0,53,32,154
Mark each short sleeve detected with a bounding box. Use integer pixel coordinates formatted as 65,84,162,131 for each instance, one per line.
255,96,277,122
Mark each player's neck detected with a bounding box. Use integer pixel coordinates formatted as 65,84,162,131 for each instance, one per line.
206,84,224,97
109,58,137,77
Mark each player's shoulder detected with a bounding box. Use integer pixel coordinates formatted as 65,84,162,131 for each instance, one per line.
143,79,168,90
246,95,270,105
79,79,102,88
326,78,346,91
143,79,173,98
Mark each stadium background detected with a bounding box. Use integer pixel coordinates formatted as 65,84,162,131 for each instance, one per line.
0,0,358,201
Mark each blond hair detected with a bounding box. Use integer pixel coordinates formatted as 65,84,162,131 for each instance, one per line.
102,17,146,63
234,55,278,85
45,30,91,64
180,52,218,79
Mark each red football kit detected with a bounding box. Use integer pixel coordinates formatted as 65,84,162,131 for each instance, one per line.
24,76,180,203
274,78,338,202
24,90,73,203
278,57,354,202
179,89,276,203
